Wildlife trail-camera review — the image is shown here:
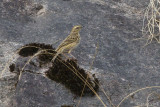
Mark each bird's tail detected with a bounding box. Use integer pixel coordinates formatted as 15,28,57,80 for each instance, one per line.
51,52,59,63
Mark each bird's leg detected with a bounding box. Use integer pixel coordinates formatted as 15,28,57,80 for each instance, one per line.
69,53,76,59
62,53,71,61
60,53,75,62
68,49,77,59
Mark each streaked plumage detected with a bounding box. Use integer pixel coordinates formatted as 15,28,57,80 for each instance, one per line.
52,25,82,62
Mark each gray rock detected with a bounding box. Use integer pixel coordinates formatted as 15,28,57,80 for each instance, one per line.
1,0,160,107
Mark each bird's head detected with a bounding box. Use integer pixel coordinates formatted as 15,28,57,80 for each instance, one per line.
71,25,82,33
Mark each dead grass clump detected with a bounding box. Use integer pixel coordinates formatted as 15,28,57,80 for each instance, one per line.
141,0,160,45
12,43,100,96
5,42,160,107
46,59,99,96
18,43,53,57
4,43,110,107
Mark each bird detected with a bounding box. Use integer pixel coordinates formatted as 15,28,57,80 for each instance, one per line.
51,25,82,62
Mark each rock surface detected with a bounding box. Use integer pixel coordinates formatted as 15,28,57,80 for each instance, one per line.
1,0,160,107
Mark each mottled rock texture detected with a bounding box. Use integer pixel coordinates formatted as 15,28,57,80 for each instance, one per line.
2,0,160,107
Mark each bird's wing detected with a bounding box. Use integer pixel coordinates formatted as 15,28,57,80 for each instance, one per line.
56,35,78,52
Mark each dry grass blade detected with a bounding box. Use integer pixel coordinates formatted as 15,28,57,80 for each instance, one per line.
0,40,60,78
146,92,155,107
0,45,41,78
77,43,99,107
55,55,107,107
4,44,107,107
141,0,160,46
46,46,114,107
76,43,115,107
36,51,107,106
17,49,49,83
77,43,115,107
117,86,160,107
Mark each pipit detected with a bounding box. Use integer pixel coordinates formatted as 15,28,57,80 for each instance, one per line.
52,25,82,62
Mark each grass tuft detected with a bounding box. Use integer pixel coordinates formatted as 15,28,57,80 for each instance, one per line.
141,0,160,46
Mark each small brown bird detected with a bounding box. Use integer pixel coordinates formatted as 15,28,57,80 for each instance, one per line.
52,25,82,62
